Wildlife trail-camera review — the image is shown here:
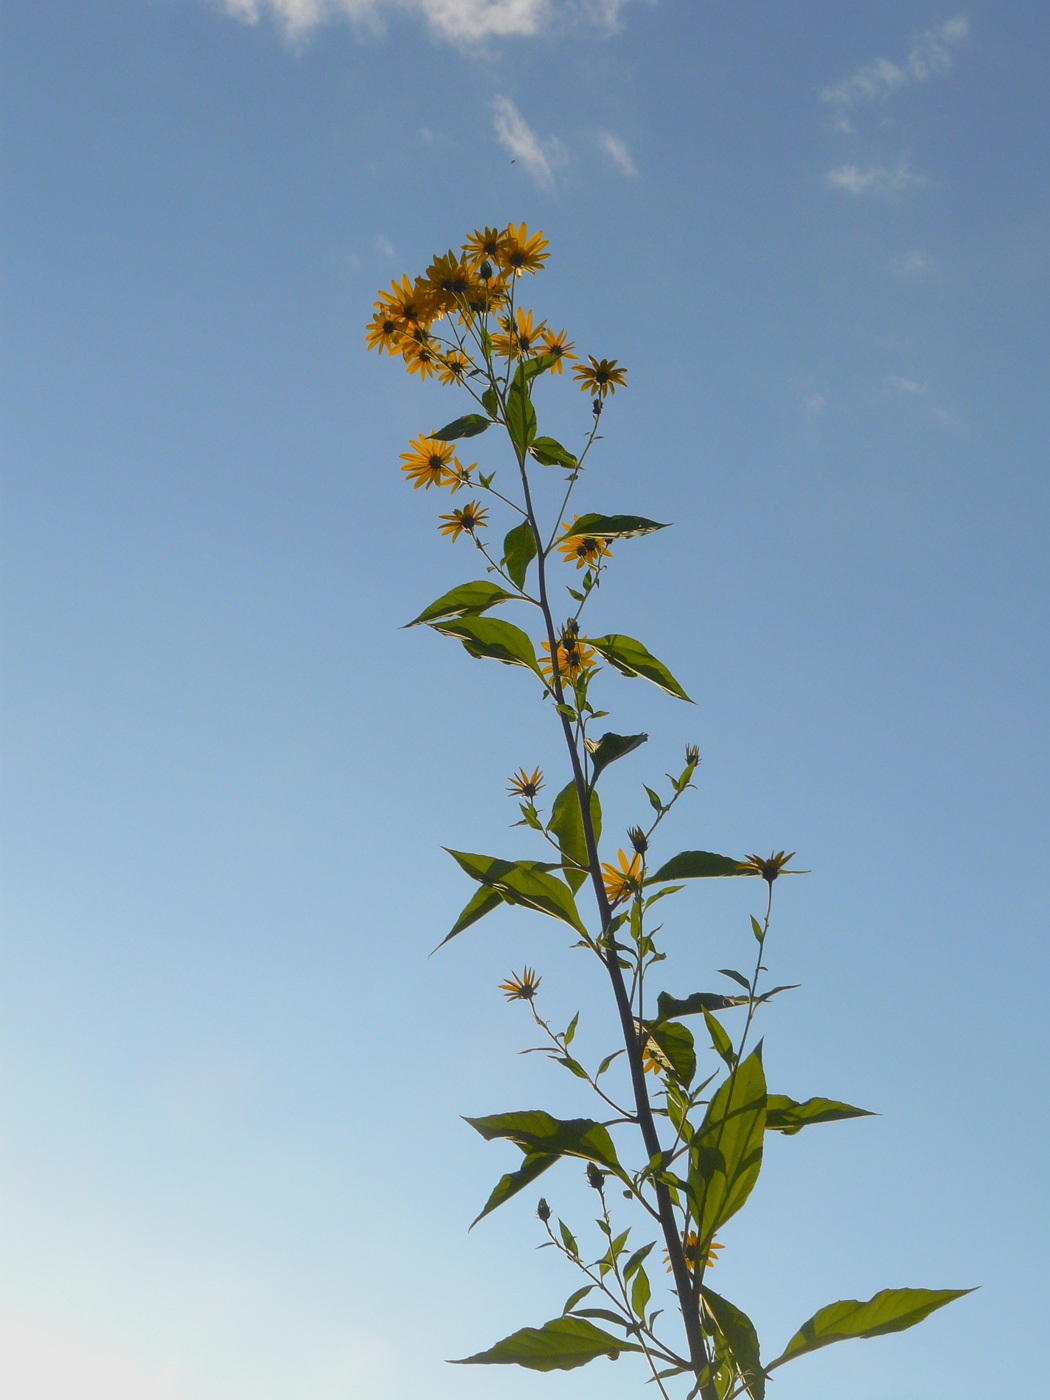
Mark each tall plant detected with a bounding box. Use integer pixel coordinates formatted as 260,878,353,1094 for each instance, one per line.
366,223,970,1399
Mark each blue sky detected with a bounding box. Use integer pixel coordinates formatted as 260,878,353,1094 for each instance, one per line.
2,2,1048,1397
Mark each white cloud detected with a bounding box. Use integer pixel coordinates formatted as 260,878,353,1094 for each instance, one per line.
823,16,969,106
826,160,925,197
492,95,567,188
805,393,826,414
889,375,928,395
595,130,638,176
0,1320,186,1400
891,250,933,276
215,0,634,42
372,232,395,256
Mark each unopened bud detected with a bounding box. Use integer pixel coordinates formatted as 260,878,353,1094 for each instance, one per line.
684,744,700,767
627,826,648,855
537,1197,551,1222
586,1162,605,1191
478,259,493,281
592,397,603,417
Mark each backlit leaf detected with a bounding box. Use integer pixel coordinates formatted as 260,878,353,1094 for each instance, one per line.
434,886,503,950
656,991,750,1021
452,1315,642,1370
561,514,670,540
690,1048,766,1248
432,615,541,676
502,521,538,589
548,781,602,892
701,1287,765,1400
530,436,578,469
647,851,748,883
470,1152,558,1228
445,850,588,933
433,413,491,440
464,1110,622,1173
765,1095,875,1135
588,634,692,702
406,580,514,627
768,1288,975,1372
585,731,648,784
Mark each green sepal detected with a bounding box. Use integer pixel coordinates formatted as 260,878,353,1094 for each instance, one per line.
470,1152,558,1228
530,436,578,468
647,850,747,883
690,1047,766,1248
585,731,648,784
405,580,514,627
501,520,538,589
548,781,602,893
432,615,542,677
433,412,491,440
560,513,669,540
451,1315,643,1370
765,1095,876,1135
701,1286,765,1400
463,1110,622,1173
445,850,587,932
767,1288,975,1372
588,634,692,702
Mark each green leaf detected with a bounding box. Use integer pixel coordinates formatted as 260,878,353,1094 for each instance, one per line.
548,781,602,892
463,1111,622,1173
765,1095,876,1135
644,785,664,812
768,1288,975,1372
530,435,578,469
647,850,747,883
562,1286,594,1314
406,580,514,627
502,521,538,589
656,991,750,1021
631,1267,651,1319
647,1020,696,1087
690,1048,766,1248
588,634,692,702
585,731,648,784
701,1287,765,1400
718,968,752,990
434,886,504,950
445,850,588,933
452,1315,642,1370
622,1241,655,1281
561,513,670,540
563,1011,579,1046
703,1009,736,1067
521,352,561,379
559,1220,579,1256
432,615,542,677
433,413,491,440
470,1152,558,1228
481,386,500,418
505,365,537,454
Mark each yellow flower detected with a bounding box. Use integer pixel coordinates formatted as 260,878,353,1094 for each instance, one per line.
462,225,510,271
400,435,456,490
375,274,437,328
436,349,474,386
437,499,489,541
424,250,475,314
400,334,440,379
540,327,576,372
491,307,548,361
556,516,613,570
447,458,476,494
507,766,544,798
736,850,799,884
539,635,596,684
499,966,542,1001
497,222,550,276
365,308,403,355
664,1233,723,1273
572,356,628,398
601,849,643,905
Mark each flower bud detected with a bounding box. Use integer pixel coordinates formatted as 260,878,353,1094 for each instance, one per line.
478,259,493,281
586,1162,605,1191
627,826,648,855
684,744,700,766
537,1197,551,1222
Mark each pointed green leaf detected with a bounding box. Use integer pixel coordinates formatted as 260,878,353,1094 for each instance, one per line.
406,580,514,627
434,886,504,950
445,850,588,933
690,1048,766,1248
432,615,542,676
768,1288,975,1372
647,850,748,883
470,1152,558,1228
521,352,561,379
644,785,664,812
718,968,752,990
452,1315,643,1370
481,386,500,418
548,781,602,892
631,1266,651,1319
588,634,692,702
701,1287,764,1400
656,991,750,1021
562,1286,594,1314
622,1241,656,1281
464,1110,622,1173
500,520,538,590
559,1219,579,1256
561,514,670,540
506,365,537,454
433,412,491,440
703,1009,736,1067
585,731,648,784
646,1020,696,1087
530,435,578,468
765,1095,876,1135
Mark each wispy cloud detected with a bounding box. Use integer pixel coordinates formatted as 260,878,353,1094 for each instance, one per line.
891,250,934,277
804,393,826,414
216,0,634,43
372,232,395,256
492,95,567,189
826,160,926,197
889,375,928,396
823,16,969,107
595,130,638,176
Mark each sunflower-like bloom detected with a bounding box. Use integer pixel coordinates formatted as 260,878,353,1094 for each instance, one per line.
491,307,548,361
400,435,456,490
424,250,475,314
601,848,643,906
437,349,474,386
500,966,542,1001
462,225,509,271
736,850,799,884
375,274,437,329
507,766,544,798
540,634,596,684
556,515,613,570
400,334,440,379
498,222,550,276
665,1233,723,1274
541,327,576,373
437,499,489,541
572,356,628,398
365,308,403,355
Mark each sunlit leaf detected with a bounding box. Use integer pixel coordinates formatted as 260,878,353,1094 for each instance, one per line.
432,615,542,676
506,365,537,454
588,634,692,702
406,580,514,627
768,1288,975,1372
548,781,601,892
470,1152,558,1228
433,413,491,440
530,436,578,469
690,1048,767,1248
561,514,670,540
701,1287,764,1400
452,1316,642,1370
647,850,748,884
765,1095,876,1135
502,521,538,589
464,1110,622,1173
445,850,588,933
585,731,648,784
